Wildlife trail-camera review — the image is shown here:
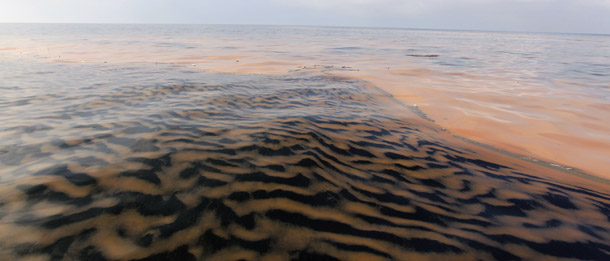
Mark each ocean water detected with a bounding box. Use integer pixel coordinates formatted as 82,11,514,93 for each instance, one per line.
1,24,610,260
2,23,609,177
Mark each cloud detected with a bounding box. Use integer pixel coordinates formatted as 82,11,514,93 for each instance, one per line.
270,0,434,15
271,0,610,15
1,0,609,33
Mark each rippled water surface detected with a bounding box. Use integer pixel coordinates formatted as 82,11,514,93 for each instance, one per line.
2,24,609,177
1,24,610,260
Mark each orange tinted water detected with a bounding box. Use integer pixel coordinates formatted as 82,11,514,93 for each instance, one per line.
2,24,610,260
1,24,609,179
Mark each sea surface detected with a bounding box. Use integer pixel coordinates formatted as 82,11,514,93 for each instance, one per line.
1,24,610,260
2,23,609,177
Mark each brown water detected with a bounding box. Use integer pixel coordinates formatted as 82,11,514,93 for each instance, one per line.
2,24,608,179
1,24,610,260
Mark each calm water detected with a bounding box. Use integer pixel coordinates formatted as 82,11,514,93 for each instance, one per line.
1,24,610,260
2,24,609,87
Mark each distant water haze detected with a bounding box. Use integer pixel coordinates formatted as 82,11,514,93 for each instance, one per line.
2,0,610,34
1,24,609,179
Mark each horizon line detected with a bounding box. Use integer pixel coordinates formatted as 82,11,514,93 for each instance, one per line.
2,21,609,36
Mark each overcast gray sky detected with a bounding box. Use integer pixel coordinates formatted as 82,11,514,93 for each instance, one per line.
1,0,609,34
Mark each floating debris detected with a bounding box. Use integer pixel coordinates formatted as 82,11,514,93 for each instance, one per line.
406,54,439,58
290,65,359,72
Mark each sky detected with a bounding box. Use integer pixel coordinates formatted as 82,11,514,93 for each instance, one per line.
0,0,609,34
